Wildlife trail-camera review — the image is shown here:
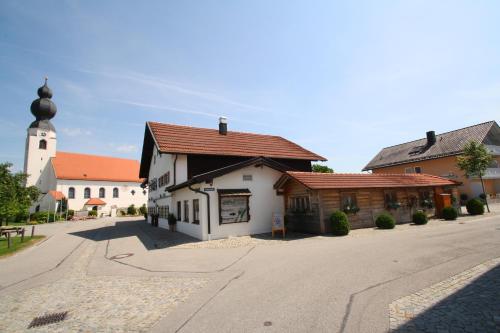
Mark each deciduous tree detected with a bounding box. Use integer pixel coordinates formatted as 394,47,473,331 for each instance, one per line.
457,141,493,213
0,163,39,225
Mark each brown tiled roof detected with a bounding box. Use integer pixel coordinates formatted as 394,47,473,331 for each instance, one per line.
283,172,459,190
363,121,499,171
85,198,106,205
148,122,326,161
48,190,65,200
52,152,142,183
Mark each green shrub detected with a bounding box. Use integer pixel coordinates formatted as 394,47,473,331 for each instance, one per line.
127,204,137,215
330,211,350,236
67,209,75,218
32,211,49,223
167,213,177,225
376,213,396,229
442,206,458,220
412,211,428,225
16,211,29,223
466,199,484,215
139,204,147,215
88,210,97,217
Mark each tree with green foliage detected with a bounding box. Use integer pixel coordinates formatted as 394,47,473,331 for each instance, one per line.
312,164,334,173
0,163,39,226
457,141,493,213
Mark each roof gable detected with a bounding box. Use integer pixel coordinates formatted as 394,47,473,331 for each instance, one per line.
52,152,142,183
363,121,498,170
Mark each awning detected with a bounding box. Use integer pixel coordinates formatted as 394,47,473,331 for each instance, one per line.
85,198,106,205
217,189,252,197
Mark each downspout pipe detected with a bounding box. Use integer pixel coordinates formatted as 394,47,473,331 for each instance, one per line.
188,185,211,236
173,154,178,185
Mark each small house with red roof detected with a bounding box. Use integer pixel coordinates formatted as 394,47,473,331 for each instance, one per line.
274,172,460,233
24,80,147,216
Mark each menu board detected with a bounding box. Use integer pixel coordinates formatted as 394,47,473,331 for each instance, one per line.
272,213,284,229
220,196,249,224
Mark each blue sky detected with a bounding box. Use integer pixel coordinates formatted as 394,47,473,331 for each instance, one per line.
1,1,499,172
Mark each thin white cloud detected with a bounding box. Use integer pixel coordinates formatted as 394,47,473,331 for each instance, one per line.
77,68,269,112
60,127,92,137
115,144,138,153
106,99,220,118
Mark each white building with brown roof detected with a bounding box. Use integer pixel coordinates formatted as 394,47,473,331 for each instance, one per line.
139,117,326,240
24,80,146,216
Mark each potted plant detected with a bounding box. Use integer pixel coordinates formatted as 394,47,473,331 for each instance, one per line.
343,204,360,215
167,213,177,232
386,202,401,210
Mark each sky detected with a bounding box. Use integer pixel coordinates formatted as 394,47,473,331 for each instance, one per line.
1,1,499,172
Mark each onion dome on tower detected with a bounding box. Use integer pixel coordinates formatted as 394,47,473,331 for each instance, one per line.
29,77,57,131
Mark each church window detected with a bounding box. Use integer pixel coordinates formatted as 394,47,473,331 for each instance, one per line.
113,187,119,198
84,187,91,199
68,187,75,199
99,187,105,198
39,139,47,150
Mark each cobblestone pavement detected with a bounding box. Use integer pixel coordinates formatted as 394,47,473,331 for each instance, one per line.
389,257,500,333
0,241,208,333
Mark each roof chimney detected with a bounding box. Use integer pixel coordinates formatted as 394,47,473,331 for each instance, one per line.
219,117,227,135
426,131,436,146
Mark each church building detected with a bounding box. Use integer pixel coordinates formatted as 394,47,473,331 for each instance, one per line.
25,79,146,217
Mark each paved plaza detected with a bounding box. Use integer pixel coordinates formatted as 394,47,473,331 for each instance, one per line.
0,210,499,332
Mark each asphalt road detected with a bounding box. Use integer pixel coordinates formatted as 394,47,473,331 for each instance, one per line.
1,213,499,333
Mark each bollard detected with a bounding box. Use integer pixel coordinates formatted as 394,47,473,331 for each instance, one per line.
31,225,35,238
7,233,11,248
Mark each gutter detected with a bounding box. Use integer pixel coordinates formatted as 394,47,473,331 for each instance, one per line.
188,185,211,236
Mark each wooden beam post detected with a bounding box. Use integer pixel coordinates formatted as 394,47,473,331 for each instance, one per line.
318,190,325,234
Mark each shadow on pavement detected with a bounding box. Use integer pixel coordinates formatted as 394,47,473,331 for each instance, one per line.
70,220,200,250
393,263,500,333
71,220,318,250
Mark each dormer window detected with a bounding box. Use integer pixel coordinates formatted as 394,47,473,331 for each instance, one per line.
39,139,47,150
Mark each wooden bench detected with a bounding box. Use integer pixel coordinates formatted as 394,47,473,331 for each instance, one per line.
1,227,26,248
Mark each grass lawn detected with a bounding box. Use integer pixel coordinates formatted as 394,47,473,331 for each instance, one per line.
0,235,45,258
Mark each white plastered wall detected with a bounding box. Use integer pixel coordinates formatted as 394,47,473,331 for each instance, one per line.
165,164,284,240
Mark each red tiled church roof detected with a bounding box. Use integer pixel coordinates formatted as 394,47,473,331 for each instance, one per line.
148,122,326,161
85,198,106,205
52,152,142,183
284,172,460,190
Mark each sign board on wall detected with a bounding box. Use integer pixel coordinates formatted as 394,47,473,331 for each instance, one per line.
220,196,249,224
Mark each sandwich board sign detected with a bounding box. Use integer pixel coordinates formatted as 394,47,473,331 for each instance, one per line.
272,212,285,238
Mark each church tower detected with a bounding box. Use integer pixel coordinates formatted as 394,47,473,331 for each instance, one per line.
24,78,57,192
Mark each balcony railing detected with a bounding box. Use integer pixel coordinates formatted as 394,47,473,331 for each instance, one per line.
482,168,500,179
485,145,500,156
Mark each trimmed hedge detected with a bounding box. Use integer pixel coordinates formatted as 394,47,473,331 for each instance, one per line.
376,213,396,229
88,210,98,217
442,206,458,220
412,211,428,225
330,211,350,236
466,199,484,216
